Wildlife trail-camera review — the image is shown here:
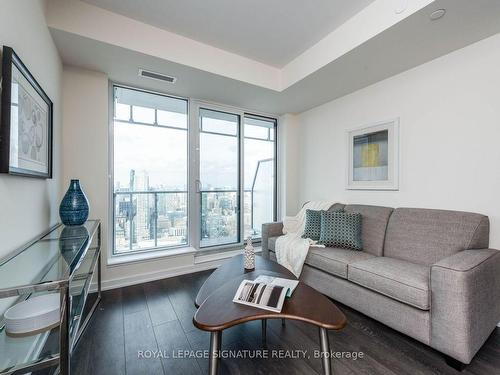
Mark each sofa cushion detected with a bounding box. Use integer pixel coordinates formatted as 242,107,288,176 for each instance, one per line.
319,211,363,250
384,208,490,266
268,238,374,279
344,205,394,256
348,257,430,310
306,247,375,278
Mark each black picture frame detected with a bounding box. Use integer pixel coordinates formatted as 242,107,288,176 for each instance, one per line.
0,46,53,179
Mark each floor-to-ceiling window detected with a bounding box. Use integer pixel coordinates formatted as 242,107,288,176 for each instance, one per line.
112,86,188,254
111,85,276,256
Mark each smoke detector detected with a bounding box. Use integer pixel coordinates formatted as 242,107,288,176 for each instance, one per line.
430,9,446,21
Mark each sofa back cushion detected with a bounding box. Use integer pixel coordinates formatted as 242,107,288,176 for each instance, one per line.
384,208,490,265
329,203,346,211
301,202,345,211
344,204,394,256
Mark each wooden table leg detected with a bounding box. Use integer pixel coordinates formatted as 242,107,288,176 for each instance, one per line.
209,331,222,375
319,327,332,375
261,319,267,346
281,318,286,327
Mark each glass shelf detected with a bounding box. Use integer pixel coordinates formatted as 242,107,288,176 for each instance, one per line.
0,306,60,374
0,220,101,375
0,221,99,296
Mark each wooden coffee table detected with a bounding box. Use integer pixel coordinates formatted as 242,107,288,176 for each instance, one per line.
194,254,347,375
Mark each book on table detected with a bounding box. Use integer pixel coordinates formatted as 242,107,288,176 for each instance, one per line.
232,276,299,313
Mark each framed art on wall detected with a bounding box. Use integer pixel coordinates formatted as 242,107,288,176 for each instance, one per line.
0,46,53,178
346,118,399,190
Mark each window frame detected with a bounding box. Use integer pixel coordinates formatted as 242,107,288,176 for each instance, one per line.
108,84,278,259
243,113,278,241
109,83,190,257
197,105,242,249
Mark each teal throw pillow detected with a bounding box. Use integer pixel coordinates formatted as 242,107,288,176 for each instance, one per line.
319,211,363,250
302,207,343,241
302,209,323,241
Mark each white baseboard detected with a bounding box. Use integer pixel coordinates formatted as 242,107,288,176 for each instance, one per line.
89,247,263,293
497,322,500,328
91,248,259,292
91,260,221,293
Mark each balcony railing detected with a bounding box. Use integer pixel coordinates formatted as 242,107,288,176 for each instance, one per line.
113,191,188,254
200,190,239,248
113,159,275,253
249,158,275,239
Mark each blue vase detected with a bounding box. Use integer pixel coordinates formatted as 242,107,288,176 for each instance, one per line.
59,179,89,226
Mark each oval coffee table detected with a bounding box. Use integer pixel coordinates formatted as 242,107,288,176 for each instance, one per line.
194,254,347,375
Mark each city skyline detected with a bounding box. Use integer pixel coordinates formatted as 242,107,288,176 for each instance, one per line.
113,167,274,253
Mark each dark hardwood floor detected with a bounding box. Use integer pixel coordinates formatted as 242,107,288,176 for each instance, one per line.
71,269,500,375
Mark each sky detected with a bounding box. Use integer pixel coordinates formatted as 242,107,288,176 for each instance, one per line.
114,120,274,191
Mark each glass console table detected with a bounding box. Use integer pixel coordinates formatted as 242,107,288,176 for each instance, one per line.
0,220,101,375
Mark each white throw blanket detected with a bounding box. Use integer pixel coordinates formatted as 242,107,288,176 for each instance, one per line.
275,201,335,277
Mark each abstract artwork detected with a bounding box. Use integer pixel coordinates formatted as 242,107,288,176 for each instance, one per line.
347,119,399,190
1,46,53,178
16,68,48,166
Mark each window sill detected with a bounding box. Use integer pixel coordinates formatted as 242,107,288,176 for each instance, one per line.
107,246,197,267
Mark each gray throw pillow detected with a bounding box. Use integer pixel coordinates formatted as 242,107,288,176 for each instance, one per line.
319,211,363,250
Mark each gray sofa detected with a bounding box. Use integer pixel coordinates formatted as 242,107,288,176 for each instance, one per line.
261,204,500,367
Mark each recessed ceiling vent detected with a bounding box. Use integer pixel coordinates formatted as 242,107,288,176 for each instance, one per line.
138,69,177,84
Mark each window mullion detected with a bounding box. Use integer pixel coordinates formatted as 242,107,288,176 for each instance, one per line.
154,193,158,248
129,192,133,251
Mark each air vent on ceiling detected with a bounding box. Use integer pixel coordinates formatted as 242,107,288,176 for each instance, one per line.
138,69,177,84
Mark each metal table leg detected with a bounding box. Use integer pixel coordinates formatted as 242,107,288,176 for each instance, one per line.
261,319,267,346
59,285,70,375
209,331,222,375
319,327,332,375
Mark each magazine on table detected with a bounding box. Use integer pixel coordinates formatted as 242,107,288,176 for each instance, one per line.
252,275,299,297
232,276,299,313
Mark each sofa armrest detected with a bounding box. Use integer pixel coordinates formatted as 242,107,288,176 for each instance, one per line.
430,249,500,363
261,222,283,258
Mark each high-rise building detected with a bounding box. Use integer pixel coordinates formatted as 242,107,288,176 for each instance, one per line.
131,169,151,243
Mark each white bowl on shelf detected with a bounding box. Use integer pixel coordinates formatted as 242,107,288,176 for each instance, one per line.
4,294,60,336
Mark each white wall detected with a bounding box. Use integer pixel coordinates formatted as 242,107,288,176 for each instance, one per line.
278,114,301,217
61,67,108,255
0,0,62,259
296,32,500,249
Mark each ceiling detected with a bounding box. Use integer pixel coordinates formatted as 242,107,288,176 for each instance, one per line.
81,0,375,67
50,0,500,115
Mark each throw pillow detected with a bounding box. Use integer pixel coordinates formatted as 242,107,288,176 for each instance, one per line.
301,209,323,241
319,211,363,250
302,207,343,241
